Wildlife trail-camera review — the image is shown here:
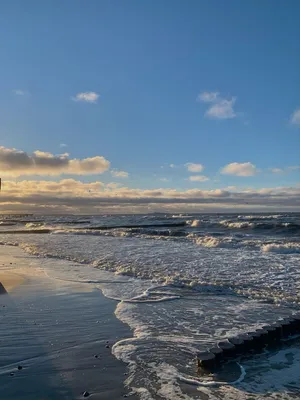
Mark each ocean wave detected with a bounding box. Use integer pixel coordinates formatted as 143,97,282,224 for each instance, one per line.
187,235,255,250
219,219,300,232
261,242,300,254
1,219,47,224
53,228,134,238
0,221,187,237
0,229,51,234
220,220,255,229
1,234,299,307
84,222,187,230
193,235,222,248
130,228,186,237
171,214,193,218
187,234,300,255
25,222,46,228
186,219,201,227
238,214,283,220
55,220,91,224
51,227,187,240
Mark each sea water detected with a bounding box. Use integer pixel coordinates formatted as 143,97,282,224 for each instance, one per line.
1,212,300,399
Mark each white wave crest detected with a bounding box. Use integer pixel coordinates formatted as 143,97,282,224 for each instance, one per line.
187,219,201,227
261,242,300,254
238,214,282,220
25,222,46,228
194,236,221,248
220,220,254,229
172,214,192,218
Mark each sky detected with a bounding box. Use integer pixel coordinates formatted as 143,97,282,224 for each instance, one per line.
0,0,299,213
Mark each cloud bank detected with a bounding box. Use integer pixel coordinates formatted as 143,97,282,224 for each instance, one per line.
0,179,299,213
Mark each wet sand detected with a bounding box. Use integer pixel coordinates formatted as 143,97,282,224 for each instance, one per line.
0,246,136,400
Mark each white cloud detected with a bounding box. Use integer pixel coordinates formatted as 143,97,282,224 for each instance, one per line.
188,175,209,182
197,91,219,103
206,98,236,119
269,168,283,174
160,178,169,182
197,91,237,120
290,108,300,126
288,166,300,171
0,146,110,177
185,163,204,173
13,89,26,96
72,92,99,103
106,182,122,189
169,164,176,168
111,169,129,178
269,166,300,174
13,89,30,96
221,162,258,177
60,143,67,148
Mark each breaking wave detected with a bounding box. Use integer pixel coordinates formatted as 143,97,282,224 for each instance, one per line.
187,219,201,227
219,219,300,232
262,242,300,254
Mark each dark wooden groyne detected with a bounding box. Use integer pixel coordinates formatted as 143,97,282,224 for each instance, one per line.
197,314,300,370
0,282,7,295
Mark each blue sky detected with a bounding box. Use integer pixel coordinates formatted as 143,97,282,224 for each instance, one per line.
0,0,299,212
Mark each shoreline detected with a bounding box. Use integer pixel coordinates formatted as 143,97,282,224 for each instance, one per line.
0,245,137,400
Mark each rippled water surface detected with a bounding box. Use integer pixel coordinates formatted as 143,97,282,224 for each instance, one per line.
1,212,300,399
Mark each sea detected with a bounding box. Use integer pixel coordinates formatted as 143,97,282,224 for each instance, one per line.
1,212,300,400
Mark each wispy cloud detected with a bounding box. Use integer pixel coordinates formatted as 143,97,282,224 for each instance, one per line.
188,175,209,182
111,169,129,178
221,162,258,177
269,168,283,174
72,92,99,103
269,166,300,174
160,164,176,169
159,178,170,182
13,89,30,96
197,91,219,103
185,163,204,173
197,91,237,120
0,146,110,177
60,143,67,148
290,108,300,126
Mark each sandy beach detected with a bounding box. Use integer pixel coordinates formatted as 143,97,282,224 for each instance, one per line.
0,245,136,400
